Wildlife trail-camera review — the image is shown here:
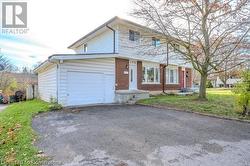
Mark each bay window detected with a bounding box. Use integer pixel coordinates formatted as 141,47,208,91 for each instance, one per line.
142,66,160,83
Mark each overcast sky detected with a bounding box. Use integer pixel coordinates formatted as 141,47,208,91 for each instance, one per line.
0,0,136,68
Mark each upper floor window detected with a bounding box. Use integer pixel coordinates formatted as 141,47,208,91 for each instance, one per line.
129,30,140,42
83,44,88,53
152,37,160,47
142,66,160,83
172,43,180,52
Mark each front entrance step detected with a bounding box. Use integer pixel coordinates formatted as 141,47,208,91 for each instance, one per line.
127,99,137,105
115,90,149,104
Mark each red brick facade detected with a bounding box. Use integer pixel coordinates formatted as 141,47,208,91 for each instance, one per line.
137,61,182,91
185,68,192,88
115,58,192,91
115,58,129,90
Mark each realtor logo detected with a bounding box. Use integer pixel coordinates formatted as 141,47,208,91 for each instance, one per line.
2,2,27,28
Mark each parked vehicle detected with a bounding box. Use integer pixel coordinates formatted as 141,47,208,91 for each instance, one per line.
0,90,26,104
15,91,25,102
0,93,8,104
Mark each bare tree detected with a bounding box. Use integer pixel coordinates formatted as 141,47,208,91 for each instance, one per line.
132,0,250,100
0,55,13,71
217,58,245,88
0,55,17,95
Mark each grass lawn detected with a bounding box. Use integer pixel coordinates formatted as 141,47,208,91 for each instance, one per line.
0,100,51,166
138,88,249,120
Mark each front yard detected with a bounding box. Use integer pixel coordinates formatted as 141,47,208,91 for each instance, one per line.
0,89,248,165
0,100,51,165
138,88,249,120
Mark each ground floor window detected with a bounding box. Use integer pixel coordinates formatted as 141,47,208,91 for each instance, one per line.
142,66,160,83
166,67,179,84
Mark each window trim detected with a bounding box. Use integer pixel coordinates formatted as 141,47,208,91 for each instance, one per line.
172,43,180,53
152,37,160,47
166,67,179,84
129,29,140,42
142,66,160,84
83,44,88,53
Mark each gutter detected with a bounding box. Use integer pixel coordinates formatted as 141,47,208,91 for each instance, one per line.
47,58,59,103
56,63,59,103
106,25,116,53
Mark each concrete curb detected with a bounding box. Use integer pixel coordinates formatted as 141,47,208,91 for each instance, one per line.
137,103,250,124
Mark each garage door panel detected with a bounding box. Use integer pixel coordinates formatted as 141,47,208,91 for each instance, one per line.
67,72,113,106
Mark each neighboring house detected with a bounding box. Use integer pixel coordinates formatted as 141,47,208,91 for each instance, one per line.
35,16,194,106
10,72,37,86
0,72,37,92
211,76,241,88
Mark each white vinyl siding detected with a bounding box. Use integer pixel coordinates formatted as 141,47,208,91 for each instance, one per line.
166,66,179,84
117,24,192,67
38,65,57,102
58,58,115,106
74,30,116,54
118,25,143,56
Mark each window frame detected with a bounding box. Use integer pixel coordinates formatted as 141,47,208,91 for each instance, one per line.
172,43,180,53
166,67,179,84
129,30,140,42
152,37,160,47
83,44,88,53
142,65,160,84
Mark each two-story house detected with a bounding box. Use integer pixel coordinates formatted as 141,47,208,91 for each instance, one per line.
35,16,194,106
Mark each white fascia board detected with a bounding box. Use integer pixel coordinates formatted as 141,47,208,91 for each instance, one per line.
35,54,118,73
33,60,51,73
49,54,118,61
116,54,164,64
34,53,193,73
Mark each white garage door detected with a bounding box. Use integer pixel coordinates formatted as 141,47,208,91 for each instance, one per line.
67,71,114,106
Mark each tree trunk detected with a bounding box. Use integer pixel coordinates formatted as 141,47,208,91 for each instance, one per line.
242,101,249,116
223,75,228,88
224,63,227,88
199,74,207,100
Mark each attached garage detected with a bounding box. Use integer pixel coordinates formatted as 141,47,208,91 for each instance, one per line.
66,71,114,106
36,56,115,106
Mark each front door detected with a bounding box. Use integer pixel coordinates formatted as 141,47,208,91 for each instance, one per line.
129,60,137,90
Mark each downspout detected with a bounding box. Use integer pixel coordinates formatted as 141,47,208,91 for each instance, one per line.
106,25,116,53
162,65,166,93
162,43,169,93
56,63,59,103
48,57,59,103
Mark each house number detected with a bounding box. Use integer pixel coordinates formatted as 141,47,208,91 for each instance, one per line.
124,71,129,74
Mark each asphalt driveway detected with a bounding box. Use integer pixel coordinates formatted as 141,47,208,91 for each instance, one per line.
32,105,250,166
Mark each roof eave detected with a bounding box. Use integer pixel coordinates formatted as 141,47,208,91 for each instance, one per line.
67,16,119,49
33,60,51,73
